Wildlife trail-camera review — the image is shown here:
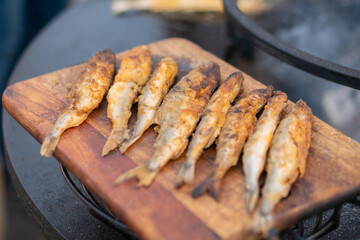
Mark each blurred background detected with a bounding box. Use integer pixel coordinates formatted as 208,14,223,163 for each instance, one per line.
1,1,70,239
1,0,359,239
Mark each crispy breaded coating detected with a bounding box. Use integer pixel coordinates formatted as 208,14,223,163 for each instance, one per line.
115,62,220,187
120,57,179,153
259,100,312,215
176,72,244,187
253,100,312,238
102,45,152,156
242,91,288,213
40,49,116,157
192,86,274,200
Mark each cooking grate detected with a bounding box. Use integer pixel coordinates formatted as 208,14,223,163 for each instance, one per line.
60,163,359,239
59,163,136,238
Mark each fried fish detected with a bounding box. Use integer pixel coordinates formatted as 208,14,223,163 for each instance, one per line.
175,72,244,187
192,86,274,200
254,100,312,236
114,62,220,187
120,57,179,153
102,45,152,156
242,91,288,213
40,49,116,157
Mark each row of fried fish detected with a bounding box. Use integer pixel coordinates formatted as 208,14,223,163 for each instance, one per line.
40,45,312,237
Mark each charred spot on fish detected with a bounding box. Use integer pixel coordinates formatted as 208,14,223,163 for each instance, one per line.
202,109,211,115
203,69,220,81
103,51,115,64
232,108,242,113
198,62,220,79
193,85,201,92
171,86,181,92
201,82,208,88
99,66,109,74
290,134,299,148
88,62,97,68
253,86,274,97
228,71,244,80
229,134,238,139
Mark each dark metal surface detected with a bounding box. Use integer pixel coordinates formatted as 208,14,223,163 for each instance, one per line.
59,164,135,238
294,205,343,240
223,0,360,89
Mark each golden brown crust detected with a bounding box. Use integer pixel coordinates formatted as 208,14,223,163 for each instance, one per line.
114,45,152,85
70,49,116,112
41,49,116,157
115,62,220,187
192,86,273,200
257,99,312,225
251,100,312,238
176,71,244,187
291,100,313,178
156,62,220,128
102,46,152,156
120,57,179,153
242,90,288,212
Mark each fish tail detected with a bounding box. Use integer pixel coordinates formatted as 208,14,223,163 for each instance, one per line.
209,179,222,201
259,197,273,217
192,174,222,201
114,164,158,187
40,109,77,157
119,134,141,153
102,129,127,156
255,211,276,239
40,131,62,157
120,113,153,153
246,185,259,213
244,212,275,240
175,161,196,188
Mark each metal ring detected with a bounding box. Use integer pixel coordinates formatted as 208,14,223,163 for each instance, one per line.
223,0,360,89
59,163,136,237
60,163,355,239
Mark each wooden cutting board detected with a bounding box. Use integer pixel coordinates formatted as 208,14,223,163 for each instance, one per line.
3,38,360,240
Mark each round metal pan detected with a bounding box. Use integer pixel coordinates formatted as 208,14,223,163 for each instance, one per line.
223,0,360,89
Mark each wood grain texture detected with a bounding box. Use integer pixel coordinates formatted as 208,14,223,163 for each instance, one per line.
3,38,360,240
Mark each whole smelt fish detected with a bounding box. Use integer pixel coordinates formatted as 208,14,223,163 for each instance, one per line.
120,57,179,153
40,49,116,157
115,62,220,187
102,45,152,156
175,72,244,187
254,100,312,236
192,86,274,201
242,91,288,213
